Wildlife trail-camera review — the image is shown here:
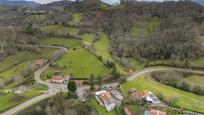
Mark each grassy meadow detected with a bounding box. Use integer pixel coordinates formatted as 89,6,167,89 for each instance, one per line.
41,48,110,79
0,48,55,73
40,37,81,48
122,76,204,113
82,33,95,44
94,33,125,74
68,13,82,26
129,17,160,36
40,25,79,36
0,91,43,113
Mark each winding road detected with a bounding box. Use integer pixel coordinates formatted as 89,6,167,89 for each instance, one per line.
2,45,204,115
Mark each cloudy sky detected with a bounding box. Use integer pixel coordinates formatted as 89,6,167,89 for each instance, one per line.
25,0,178,4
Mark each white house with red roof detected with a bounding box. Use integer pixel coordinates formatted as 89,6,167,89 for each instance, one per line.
51,76,65,83
95,90,116,112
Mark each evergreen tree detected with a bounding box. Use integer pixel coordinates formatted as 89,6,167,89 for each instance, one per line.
89,74,95,91
67,80,77,93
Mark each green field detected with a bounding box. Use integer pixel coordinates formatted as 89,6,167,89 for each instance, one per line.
0,48,55,112
89,98,117,115
0,48,55,89
185,75,204,87
69,13,82,26
82,33,95,44
41,48,110,79
94,33,125,74
0,48,55,73
40,37,81,48
0,61,31,88
0,90,43,113
129,18,160,36
26,14,47,22
0,61,30,80
40,25,79,36
122,76,204,113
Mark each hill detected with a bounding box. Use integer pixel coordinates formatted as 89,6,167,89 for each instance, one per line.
0,0,39,7
193,0,204,6
39,0,74,11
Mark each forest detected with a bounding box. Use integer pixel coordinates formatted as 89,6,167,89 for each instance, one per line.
1,0,204,62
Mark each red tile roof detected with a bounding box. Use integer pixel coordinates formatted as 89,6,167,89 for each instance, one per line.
32,59,44,65
129,90,150,100
52,76,64,81
124,107,132,115
150,109,166,115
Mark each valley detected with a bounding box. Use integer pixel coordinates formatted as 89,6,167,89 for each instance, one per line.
0,0,204,115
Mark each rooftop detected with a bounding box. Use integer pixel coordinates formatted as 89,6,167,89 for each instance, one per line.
52,76,64,80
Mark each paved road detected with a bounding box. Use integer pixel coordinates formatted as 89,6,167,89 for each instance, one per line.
128,67,204,81
2,44,204,115
1,45,68,115
3,66,204,115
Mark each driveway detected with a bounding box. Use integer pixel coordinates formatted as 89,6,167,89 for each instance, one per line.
2,45,204,115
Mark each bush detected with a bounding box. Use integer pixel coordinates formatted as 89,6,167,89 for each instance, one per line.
0,79,5,89
157,93,164,101
119,77,127,84
178,81,190,92
66,92,78,99
192,85,202,95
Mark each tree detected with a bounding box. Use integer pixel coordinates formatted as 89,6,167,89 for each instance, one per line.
89,74,95,91
52,49,65,61
97,75,102,90
67,81,77,93
179,81,190,92
119,77,126,84
192,85,202,95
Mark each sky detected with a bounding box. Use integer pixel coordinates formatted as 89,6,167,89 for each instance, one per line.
25,0,179,4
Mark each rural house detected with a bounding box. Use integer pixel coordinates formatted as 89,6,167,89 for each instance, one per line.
128,90,160,104
31,59,45,68
51,76,65,83
14,86,27,94
95,90,116,112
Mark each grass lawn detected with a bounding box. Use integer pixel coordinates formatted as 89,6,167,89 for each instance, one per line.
82,33,95,43
69,13,82,26
41,48,110,79
185,75,204,87
0,61,31,89
0,48,55,73
40,25,79,36
57,48,110,77
0,61,30,80
40,37,81,48
0,90,43,113
26,14,47,22
30,83,48,91
94,33,125,74
190,58,204,68
129,17,160,36
89,98,117,115
125,104,143,115
122,76,204,113
40,66,55,80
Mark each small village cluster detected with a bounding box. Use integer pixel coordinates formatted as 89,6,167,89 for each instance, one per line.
3,58,166,115
94,87,166,115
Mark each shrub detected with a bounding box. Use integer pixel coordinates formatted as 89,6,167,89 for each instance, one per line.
119,77,127,84
178,81,190,92
192,85,202,95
